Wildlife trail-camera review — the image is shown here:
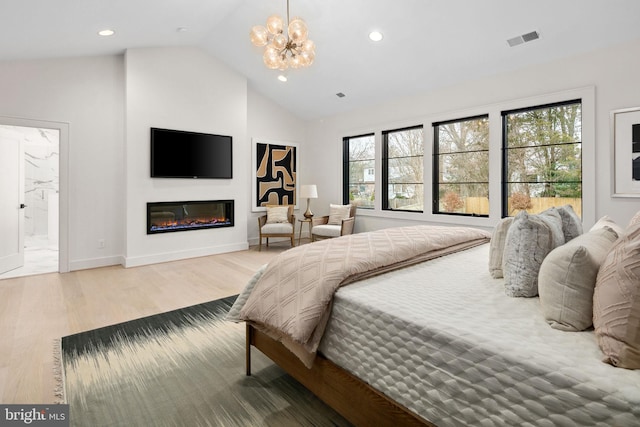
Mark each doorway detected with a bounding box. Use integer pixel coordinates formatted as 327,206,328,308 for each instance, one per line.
0,118,68,279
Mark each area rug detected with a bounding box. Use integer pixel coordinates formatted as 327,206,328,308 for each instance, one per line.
60,295,350,427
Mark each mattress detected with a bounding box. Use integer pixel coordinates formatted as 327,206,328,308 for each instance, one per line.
318,243,640,427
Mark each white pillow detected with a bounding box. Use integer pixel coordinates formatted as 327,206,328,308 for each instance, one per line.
590,215,624,236
266,206,289,224
488,217,513,279
538,226,619,331
328,204,351,225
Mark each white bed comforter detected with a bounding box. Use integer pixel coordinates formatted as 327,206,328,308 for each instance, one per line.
319,243,640,427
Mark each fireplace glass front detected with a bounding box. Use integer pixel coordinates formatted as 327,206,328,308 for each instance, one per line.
147,200,234,234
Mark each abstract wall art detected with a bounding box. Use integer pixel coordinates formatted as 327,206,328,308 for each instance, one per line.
252,138,298,211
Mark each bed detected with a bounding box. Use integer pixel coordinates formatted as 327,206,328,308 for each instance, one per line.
228,225,640,427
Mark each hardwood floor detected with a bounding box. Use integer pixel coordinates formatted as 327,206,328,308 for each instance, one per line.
0,242,292,404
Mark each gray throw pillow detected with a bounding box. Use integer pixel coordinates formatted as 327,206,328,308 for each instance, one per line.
538,226,619,331
555,205,583,242
503,210,564,297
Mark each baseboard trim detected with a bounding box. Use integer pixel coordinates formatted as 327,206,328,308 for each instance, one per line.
69,255,124,272
123,242,249,268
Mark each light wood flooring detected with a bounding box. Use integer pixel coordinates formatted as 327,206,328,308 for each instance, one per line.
0,241,292,404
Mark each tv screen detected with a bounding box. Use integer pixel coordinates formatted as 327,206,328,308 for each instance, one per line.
150,127,232,179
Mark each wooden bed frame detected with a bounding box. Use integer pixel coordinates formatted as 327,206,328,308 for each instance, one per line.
246,324,434,427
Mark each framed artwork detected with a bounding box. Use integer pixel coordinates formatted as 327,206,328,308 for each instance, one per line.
611,107,640,197
251,138,298,211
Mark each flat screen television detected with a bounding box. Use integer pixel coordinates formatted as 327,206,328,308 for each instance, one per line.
150,127,232,179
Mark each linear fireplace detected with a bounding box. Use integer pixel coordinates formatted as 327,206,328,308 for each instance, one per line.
147,200,234,234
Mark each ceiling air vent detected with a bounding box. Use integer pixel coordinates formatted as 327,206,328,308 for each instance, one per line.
507,30,540,47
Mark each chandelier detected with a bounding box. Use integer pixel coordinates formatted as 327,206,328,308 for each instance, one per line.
249,0,315,70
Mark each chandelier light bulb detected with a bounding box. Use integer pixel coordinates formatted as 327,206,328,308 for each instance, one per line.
272,33,287,50
263,46,280,69
301,39,315,53
290,55,302,69
300,50,314,66
266,15,284,35
288,18,308,43
250,26,269,46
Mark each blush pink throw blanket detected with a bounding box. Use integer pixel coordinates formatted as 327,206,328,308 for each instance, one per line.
238,225,490,367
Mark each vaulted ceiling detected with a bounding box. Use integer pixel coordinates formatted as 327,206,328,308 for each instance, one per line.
2,0,640,120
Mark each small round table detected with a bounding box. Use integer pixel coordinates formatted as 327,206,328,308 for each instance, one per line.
297,218,313,245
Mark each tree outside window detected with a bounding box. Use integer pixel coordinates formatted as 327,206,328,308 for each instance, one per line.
434,116,489,216
503,100,582,217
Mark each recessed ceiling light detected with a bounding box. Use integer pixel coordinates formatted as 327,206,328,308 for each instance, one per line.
368,31,383,42
277,75,288,82
97,29,115,37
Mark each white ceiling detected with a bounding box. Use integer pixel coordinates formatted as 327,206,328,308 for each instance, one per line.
2,0,640,120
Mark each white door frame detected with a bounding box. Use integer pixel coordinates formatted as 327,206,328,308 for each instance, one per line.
0,116,69,273
0,135,24,274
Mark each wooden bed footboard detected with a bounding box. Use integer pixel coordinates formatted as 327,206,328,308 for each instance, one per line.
246,324,434,427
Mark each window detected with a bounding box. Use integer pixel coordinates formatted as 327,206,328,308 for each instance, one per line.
502,100,582,217
433,115,489,216
343,134,375,208
382,126,424,211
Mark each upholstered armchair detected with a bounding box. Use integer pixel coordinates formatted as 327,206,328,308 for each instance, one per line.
311,204,357,241
258,205,295,251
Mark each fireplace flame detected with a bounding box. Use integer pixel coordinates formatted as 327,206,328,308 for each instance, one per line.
151,216,230,231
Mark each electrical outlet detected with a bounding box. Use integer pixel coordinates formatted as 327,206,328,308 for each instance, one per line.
98,239,105,249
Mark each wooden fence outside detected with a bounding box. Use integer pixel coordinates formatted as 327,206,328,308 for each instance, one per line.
463,197,582,217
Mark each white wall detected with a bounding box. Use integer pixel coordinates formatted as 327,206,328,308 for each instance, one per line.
305,38,640,232
246,87,306,243
0,55,125,270
1,39,637,271
0,49,307,271
124,47,250,267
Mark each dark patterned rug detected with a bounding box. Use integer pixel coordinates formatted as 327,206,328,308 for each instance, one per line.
60,295,350,427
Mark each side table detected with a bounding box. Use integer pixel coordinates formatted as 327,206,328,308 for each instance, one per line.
297,218,313,245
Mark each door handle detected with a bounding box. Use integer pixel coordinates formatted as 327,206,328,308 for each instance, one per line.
20,204,26,209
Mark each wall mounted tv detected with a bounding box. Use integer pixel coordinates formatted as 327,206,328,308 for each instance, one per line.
150,127,233,179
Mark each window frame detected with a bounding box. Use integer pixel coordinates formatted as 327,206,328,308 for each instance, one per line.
343,133,376,208
382,125,424,212
501,98,582,218
432,114,490,217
